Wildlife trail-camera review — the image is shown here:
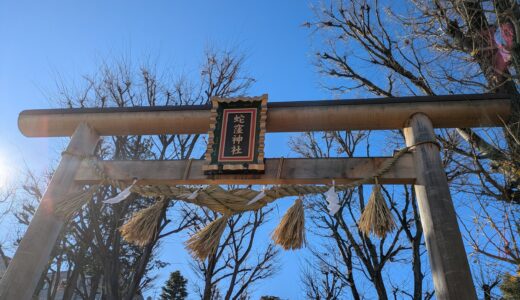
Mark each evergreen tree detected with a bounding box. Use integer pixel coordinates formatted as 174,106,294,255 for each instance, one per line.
160,271,188,300
501,271,520,300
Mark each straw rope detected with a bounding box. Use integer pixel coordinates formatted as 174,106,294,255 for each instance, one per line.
55,141,436,221
129,144,417,214
54,184,100,219
54,153,129,219
53,141,437,253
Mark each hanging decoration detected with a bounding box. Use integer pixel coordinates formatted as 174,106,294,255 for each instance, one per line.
185,214,230,260
103,178,138,204
324,182,341,215
180,187,201,200
247,186,267,205
53,138,433,260
358,178,396,238
272,197,306,250
119,198,169,247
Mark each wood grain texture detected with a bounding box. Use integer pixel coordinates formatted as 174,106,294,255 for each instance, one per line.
18,94,511,137
75,155,416,185
404,113,477,300
0,123,100,300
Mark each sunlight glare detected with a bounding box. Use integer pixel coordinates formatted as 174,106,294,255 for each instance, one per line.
0,152,12,190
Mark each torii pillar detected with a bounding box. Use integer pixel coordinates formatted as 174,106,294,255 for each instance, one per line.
0,123,100,300
404,113,477,300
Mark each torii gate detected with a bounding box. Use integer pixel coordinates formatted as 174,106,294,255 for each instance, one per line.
0,93,512,300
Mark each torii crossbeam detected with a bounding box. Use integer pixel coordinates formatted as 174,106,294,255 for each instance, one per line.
1,93,512,300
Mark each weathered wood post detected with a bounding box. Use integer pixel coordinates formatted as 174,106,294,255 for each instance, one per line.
0,123,99,300
404,113,477,300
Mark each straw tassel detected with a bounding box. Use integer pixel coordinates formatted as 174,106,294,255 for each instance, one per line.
120,199,168,246
272,197,306,250
186,214,230,261
54,185,100,219
358,179,396,238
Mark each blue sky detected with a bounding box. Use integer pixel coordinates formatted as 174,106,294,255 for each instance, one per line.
0,1,338,298
0,0,328,172
1,1,512,299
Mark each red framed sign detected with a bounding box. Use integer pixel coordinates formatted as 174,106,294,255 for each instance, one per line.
203,95,267,174
218,108,257,162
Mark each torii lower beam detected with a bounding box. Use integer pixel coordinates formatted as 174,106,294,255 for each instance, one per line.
74,156,416,185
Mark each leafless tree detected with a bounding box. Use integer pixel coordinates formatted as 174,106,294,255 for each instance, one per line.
301,255,347,299
190,207,279,300
308,0,519,189
293,131,430,300
307,0,520,297
7,48,255,299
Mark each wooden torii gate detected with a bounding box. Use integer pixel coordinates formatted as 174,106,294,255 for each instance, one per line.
0,93,512,300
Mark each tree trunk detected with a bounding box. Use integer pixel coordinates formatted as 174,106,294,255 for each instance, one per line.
62,255,85,300
373,271,388,300
203,254,218,300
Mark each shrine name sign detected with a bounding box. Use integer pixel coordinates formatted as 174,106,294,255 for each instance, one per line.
203,95,267,174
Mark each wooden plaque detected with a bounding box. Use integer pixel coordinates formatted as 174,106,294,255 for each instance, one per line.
203,95,267,174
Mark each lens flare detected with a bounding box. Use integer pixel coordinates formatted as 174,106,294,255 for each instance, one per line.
0,153,11,189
